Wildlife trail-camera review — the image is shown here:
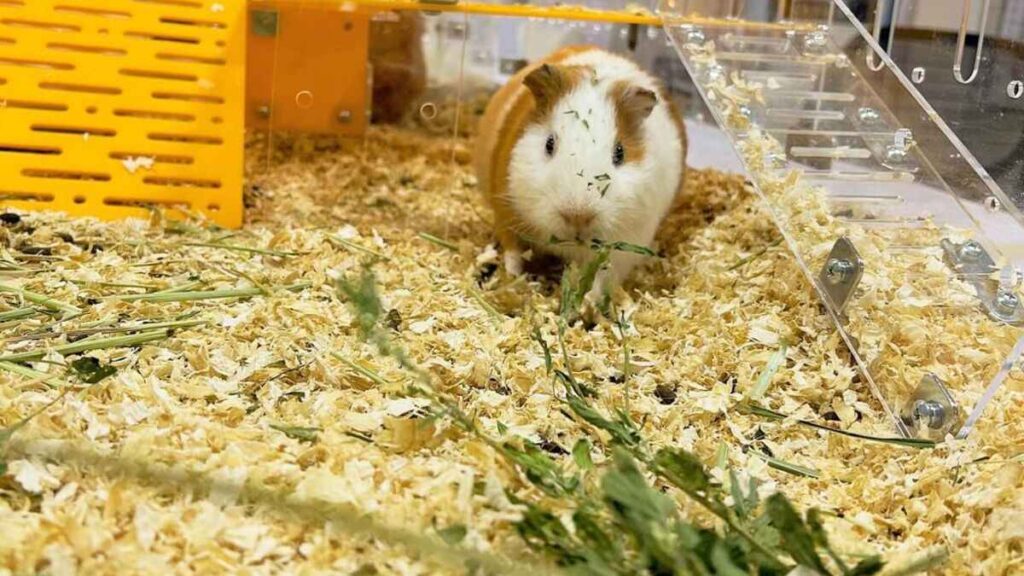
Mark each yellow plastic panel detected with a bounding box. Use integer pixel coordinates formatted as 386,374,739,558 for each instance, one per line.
0,0,245,228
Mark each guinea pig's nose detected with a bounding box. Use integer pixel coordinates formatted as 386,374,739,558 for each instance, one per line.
559,208,596,230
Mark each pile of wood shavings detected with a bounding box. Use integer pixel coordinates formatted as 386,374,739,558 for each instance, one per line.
0,124,1021,575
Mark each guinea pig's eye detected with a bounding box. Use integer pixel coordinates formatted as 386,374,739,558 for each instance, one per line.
612,142,625,166
545,134,556,157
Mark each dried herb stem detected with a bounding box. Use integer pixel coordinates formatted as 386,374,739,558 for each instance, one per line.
108,282,310,303
331,352,392,387
184,242,298,258
741,403,936,448
0,360,64,389
0,329,170,363
750,451,820,478
0,283,82,315
749,341,788,400
0,307,36,322
728,237,784,271
329,235,389,261
417,232,459,252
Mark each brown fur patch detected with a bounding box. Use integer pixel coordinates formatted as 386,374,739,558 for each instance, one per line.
610,81,658,164
523,63,590,123
474,45,598,253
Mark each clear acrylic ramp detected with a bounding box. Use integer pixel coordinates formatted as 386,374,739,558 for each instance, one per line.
659,0,1024,439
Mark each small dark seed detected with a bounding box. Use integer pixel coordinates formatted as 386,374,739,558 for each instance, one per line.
56,232,75,243
753,427,766,440
538,438,568,456
19,246,52,256
758,443,774,458
384,308,402,331
608,373,626,384
654,383,677,405
0,213,21,225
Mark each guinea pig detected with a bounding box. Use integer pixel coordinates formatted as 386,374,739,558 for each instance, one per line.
475,46,687,302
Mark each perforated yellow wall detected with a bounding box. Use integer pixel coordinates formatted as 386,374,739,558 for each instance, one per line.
0,0,245,228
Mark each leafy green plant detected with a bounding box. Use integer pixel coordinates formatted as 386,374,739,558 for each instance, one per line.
334,249,935,576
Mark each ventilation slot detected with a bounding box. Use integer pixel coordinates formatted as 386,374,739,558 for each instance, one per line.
113,108,194,122
0,56,74,70
119,68,197,82
0,191,54,202
0,144,61,155
124,31,199,45
134,0,202,7
32,124,116,137
148,132,221,145
109,151,194,165
23,168,111,181
0,1,26,6
156,53,226,66
2,99,69,111
143,176,220,189
159,17,226,29
40,81,121,94
48,42,127,56
53,5,131,19
1,18,81,32
152,91,223,104
104,197,191,209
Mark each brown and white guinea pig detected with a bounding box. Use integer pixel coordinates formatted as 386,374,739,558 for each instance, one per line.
475,46,687,301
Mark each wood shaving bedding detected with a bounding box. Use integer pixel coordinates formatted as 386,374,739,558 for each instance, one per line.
0,122,1020,575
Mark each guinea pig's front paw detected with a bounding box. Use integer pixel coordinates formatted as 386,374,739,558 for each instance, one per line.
504,250,525,277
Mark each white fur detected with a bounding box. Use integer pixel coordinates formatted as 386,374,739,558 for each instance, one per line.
506,50,684,297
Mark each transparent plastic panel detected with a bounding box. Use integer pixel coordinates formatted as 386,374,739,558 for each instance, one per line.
246,3,470,233
852,0,1024,220
660,0,1024,438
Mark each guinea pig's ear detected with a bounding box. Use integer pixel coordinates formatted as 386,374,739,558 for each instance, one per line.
523,64,569,109
619,85,658,120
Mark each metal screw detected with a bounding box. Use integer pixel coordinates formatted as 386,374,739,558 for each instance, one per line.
825,258,855,284
911,67,926,84
985,197,1001,212
338,109,352,123
958,240,983,261
857,107,880,123
912,400,946,429
705,64,724,82
685,27,705,44
257,105,271,118
885,145,908,163
803,31,827,51
995,289,1021,316
738,104,752,118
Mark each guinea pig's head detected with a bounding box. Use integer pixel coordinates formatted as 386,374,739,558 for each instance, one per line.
507,62,658,243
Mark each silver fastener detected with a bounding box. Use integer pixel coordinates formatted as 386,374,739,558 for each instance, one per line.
857,107,880,122
885,145,908,163
257,105,271,118
338,109,352,123
825,258,855,284
958,240,984,261
685,27,705,44
913,400,946,429
995,289,1021,316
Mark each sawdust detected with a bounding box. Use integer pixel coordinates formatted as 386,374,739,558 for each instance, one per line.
0,119,1021,575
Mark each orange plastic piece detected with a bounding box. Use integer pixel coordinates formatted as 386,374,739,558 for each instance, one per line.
0,0,245,228
246,2,370,136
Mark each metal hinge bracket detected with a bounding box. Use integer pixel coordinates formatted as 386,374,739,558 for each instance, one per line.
818,236,864,316
899,373,961,440
941,239,1024,326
